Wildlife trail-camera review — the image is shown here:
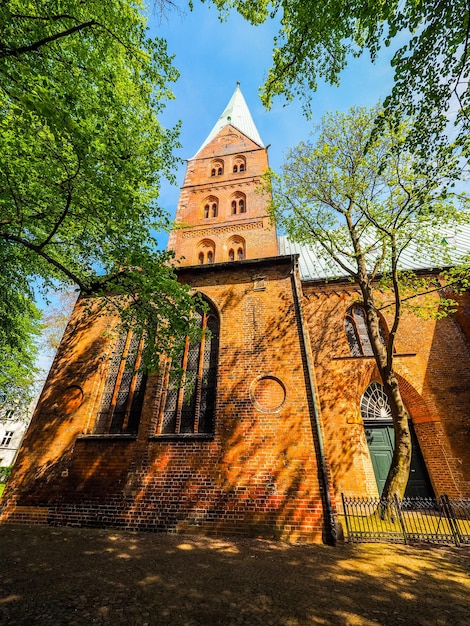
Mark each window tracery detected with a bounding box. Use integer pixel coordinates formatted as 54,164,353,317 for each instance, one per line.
360,382,393,422
94,329,146,435
344,304,386,356
160,300,219,435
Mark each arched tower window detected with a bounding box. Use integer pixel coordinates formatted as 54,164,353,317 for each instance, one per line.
94,328,147,435
196,239,215,265
210,159,224,177
232,156,246,174
230,192,246,215
202,196,218,219
227,235,245,261
161,299,219,435
345,304,386,356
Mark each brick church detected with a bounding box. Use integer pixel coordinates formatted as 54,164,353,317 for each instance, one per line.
2,85,470,543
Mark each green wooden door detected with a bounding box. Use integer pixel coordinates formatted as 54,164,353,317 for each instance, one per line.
365,425,395,495
365,423,433,497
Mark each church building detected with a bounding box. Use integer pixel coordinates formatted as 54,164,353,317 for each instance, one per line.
2,85,469,543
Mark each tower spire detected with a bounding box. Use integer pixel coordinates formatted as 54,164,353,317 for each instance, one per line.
193,83,264,157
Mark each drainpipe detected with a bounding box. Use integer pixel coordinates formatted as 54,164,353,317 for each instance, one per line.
290,256,337,546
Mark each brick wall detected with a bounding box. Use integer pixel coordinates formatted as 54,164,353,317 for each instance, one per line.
1,258,326,542
301,279,470,501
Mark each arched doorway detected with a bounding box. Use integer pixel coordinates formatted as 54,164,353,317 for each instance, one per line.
361,382,434,497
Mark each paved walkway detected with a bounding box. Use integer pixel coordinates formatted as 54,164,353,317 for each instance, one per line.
0,524,469,625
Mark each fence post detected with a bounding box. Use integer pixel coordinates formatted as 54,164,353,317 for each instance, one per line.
341,493,352,542
440,494,460,547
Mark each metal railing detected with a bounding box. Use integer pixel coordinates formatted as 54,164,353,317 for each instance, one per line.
341,494,470,546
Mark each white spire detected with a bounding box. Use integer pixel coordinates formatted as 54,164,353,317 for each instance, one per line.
193,83,264,157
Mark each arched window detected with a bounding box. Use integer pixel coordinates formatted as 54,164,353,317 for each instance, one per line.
232,156,246,174
361,382,392,422
94,329,147,435
210,160,224,177
202,196,218,219
345,304,386,356
161,301,219,435
196,239,215,265
230,193,246,215
227,235,245,262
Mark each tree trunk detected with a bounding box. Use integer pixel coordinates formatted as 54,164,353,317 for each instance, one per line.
381,373,412,500
360,280,412,501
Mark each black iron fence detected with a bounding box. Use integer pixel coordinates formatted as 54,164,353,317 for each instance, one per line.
341,494,470,546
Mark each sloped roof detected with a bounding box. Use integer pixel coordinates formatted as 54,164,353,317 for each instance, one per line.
278,224,470,281
193,83,264,157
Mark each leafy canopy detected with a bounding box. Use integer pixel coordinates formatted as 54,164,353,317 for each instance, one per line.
0,1,199,390
268,106,468,286
208,0,470,158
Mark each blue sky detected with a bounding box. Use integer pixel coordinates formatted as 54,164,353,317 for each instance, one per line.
36,3,399,374
151,2,397,247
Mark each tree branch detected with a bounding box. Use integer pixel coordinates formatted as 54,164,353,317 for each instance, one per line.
0,231,89,291
0,20,97,58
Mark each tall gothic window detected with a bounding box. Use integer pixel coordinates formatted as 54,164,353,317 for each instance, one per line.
345,304,386,356
94,329,147,434
160,301,219,435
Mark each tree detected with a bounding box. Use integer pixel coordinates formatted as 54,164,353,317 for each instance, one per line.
267,106,468,499
0,243,41,406
208,0,470,159
41,291,78,354
0,1,199,378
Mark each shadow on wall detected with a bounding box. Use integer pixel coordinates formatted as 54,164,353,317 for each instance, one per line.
0,298,114,509
117,281,326,541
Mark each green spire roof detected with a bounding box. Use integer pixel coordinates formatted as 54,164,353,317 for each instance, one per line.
194,83,264,157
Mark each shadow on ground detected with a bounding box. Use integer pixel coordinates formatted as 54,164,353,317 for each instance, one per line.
0,524,468,625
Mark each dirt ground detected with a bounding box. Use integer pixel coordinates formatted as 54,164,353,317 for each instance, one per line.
0,523,469,625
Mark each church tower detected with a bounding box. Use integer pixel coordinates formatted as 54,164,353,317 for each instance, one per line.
167,83,278,265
